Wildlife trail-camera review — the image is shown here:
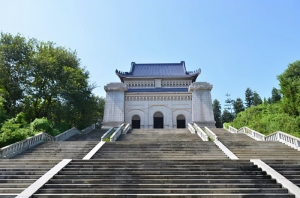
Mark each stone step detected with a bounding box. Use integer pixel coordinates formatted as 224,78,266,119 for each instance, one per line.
52,175,273,179
0,179,36,183
58,170,267,175
36,188,289,194
48,178,277,184
0,188,25,193
62,167,263,171
32,194,295,198
43,183,283,188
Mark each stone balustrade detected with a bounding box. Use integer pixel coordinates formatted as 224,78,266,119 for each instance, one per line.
122,124,131,134
55,127,81,141
81,124,96,134
239,127,266,141
226,125,300,150
193,123,208,141
0,124,96,159
101,127,115,141
266,131,300,150
187,123,196,134
110,124,126,142
228,126,238,133
0,132,54,159
204,126,218,140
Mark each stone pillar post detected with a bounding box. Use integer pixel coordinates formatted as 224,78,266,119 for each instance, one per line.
189,82,216,128
102,83,128,127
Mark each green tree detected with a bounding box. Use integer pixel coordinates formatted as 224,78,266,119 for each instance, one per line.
253,91,262,106
0,93,8,127
0,32,33,116
277,60,300,116
222,109,234,123
271,87,281,103
212,99,222,128
245,88,254,108
0,32,101,131
224,93,234,114
233,98,245,115
267,97,272,104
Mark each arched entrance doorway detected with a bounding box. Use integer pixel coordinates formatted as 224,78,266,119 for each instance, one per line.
132,115,141,129
153,112,164,128
177,115,186,128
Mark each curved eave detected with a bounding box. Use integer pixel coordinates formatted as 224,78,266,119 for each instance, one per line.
116,70,201,82
189,71,201,82
116,72,127,82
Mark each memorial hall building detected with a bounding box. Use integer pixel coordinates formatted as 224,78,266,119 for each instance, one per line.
103,61,215,129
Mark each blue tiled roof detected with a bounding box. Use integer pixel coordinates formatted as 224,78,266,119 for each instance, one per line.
116,61,201,81
130,63,186,77
127,88,188,92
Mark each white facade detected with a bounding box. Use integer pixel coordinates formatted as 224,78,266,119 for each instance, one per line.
102,62,216,128
124,92,192,128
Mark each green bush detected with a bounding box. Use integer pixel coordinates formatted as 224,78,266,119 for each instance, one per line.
30,118,52,134
229,103,300,138
0,126,33,148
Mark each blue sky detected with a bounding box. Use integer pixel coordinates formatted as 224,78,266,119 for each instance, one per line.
1,0,299,109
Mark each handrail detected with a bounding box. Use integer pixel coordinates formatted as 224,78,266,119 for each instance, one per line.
228,126,238,133
240,127,266,141
101,127,115,141
81,124,95,134
0,132,54,159
204,126,218,141
122,124,131,134
187,123,196,134
193,123,208,141
55,127,81,141
225,125,300,150
0,124,95,159
110,123,126,142
266,131,300,149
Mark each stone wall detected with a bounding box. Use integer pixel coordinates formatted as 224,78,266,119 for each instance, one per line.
189,82,216,127
102,83,127,127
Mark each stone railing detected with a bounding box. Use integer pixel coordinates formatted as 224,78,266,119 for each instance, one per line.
0,132,54,159
55,127,81,141
0,124,96,159
122,124,131,134
204,127,218,141
266,131,300,150
225,125,300,150
187,123,196,134
239,127,266,141
81,124,95,134
110,123,127,142
193,123,208,141
228,126,238,133
101,127,115,141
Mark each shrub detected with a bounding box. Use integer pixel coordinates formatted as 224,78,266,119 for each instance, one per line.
30,118,52,134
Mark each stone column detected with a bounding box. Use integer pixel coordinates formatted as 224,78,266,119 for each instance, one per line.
189,82,216,128
102,83,128,127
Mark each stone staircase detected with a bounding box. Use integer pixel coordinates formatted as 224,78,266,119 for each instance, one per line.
12,129,108,160
0,159,60,198
209,128,300,160
0,128,297,197
33,159,294,197
264,160,300,188
66,128,108,141
32,129,295,197
92,129,228,160
12,141,98,159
